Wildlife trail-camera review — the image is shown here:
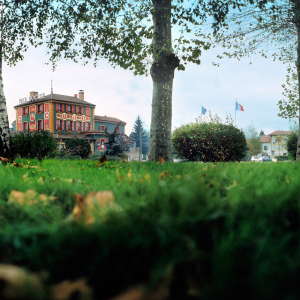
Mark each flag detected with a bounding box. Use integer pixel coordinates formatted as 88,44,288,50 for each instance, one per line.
201,106,207,115
236,101,244,111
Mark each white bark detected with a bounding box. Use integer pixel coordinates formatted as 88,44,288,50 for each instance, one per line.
148,0,178,162
0,44,11,158
296,1,300,160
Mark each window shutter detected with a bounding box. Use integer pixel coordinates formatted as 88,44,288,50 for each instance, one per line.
41,104,44,113
72,106,74,113
76,106,78,114
86,107,90,116
62,120,64,131
72,121,75,131
22,123,24,131
41,120,44,130
55,103,58,112
61,104,64,112
85,123,87,131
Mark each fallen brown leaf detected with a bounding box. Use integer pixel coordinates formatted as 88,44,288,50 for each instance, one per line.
71,191,120,225
0,157,9,166
50,278,93,300
158,158,165,164
8,190,56,205
100,155,107,163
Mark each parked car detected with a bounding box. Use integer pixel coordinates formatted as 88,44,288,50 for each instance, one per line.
251,153,272,162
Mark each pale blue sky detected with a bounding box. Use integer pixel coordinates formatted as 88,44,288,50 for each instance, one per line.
4,35,291,135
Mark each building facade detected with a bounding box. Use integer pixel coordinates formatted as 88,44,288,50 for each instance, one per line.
260,130,291,157
13,91,126,154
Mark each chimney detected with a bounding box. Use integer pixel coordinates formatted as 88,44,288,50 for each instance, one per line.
30,91,38,97
78,90,84,101
74,94,78,98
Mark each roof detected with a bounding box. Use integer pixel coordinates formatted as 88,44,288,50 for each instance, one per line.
14,94,96,108
260,135,271,143
94,115,126,125
269,130,292,136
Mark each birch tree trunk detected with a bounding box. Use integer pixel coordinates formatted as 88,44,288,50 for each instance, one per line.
0,43,12,158
148,0,179,162
295,0,300,161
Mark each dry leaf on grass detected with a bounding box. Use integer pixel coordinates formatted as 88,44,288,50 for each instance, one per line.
0,264,45,300
159,171,173,180
8,190,56,205
109,267,173,300
70,191,121,225
50,278,93,300
100,155,107,163
0,157,9,166
158,158,165,164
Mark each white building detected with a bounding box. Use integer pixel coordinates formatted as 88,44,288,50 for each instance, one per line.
260,130,291,157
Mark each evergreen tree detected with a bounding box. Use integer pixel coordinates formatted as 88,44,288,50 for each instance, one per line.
103,123,121,157
129,116,149,155
260,130,265,136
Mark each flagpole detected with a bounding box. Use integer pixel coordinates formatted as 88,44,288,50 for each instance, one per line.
235,100,236,127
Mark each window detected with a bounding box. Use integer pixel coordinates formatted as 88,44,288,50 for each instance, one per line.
99,125,105,131
22,107,28,115
37,120,43,130
86,107,91,116
76,122,82,131
67,105,72,113
22,122,28,131
37,104,43,113
264,146,268,150
86,123,91,131
76,106,83,114
114,127,121,133
67,120,73,131
56,119,63,131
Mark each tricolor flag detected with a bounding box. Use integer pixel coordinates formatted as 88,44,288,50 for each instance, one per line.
236,101,244,111
201,106,207,115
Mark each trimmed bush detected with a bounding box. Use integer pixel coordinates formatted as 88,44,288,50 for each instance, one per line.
65,138,91,158
172,114,247,162
12,130,56,159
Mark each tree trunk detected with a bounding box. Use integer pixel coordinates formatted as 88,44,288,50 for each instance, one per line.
295,1,300,161
0,43,12,158
148,0,179,162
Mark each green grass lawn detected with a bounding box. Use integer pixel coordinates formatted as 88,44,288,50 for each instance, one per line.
0,159,300,300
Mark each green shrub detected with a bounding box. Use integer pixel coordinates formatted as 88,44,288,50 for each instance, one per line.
65,138,91,158
12,130,56,159
275,155,290,161
172,114,247,162
286,133,298,160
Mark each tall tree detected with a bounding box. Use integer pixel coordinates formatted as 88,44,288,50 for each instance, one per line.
129,116,149,155
212,0,300,159
244,123,262,156
0,0,52,158
44,0,252,161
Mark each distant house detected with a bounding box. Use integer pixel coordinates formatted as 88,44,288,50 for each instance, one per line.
260,130,292,157
13,90,127,154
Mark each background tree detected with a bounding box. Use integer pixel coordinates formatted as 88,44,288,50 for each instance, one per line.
0,0,52,158
244,123,262,156
212,0,300,159
260,130,265,136
129,116,149,155
103,123,122,157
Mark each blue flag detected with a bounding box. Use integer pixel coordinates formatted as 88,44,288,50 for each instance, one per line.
202,106,207,115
